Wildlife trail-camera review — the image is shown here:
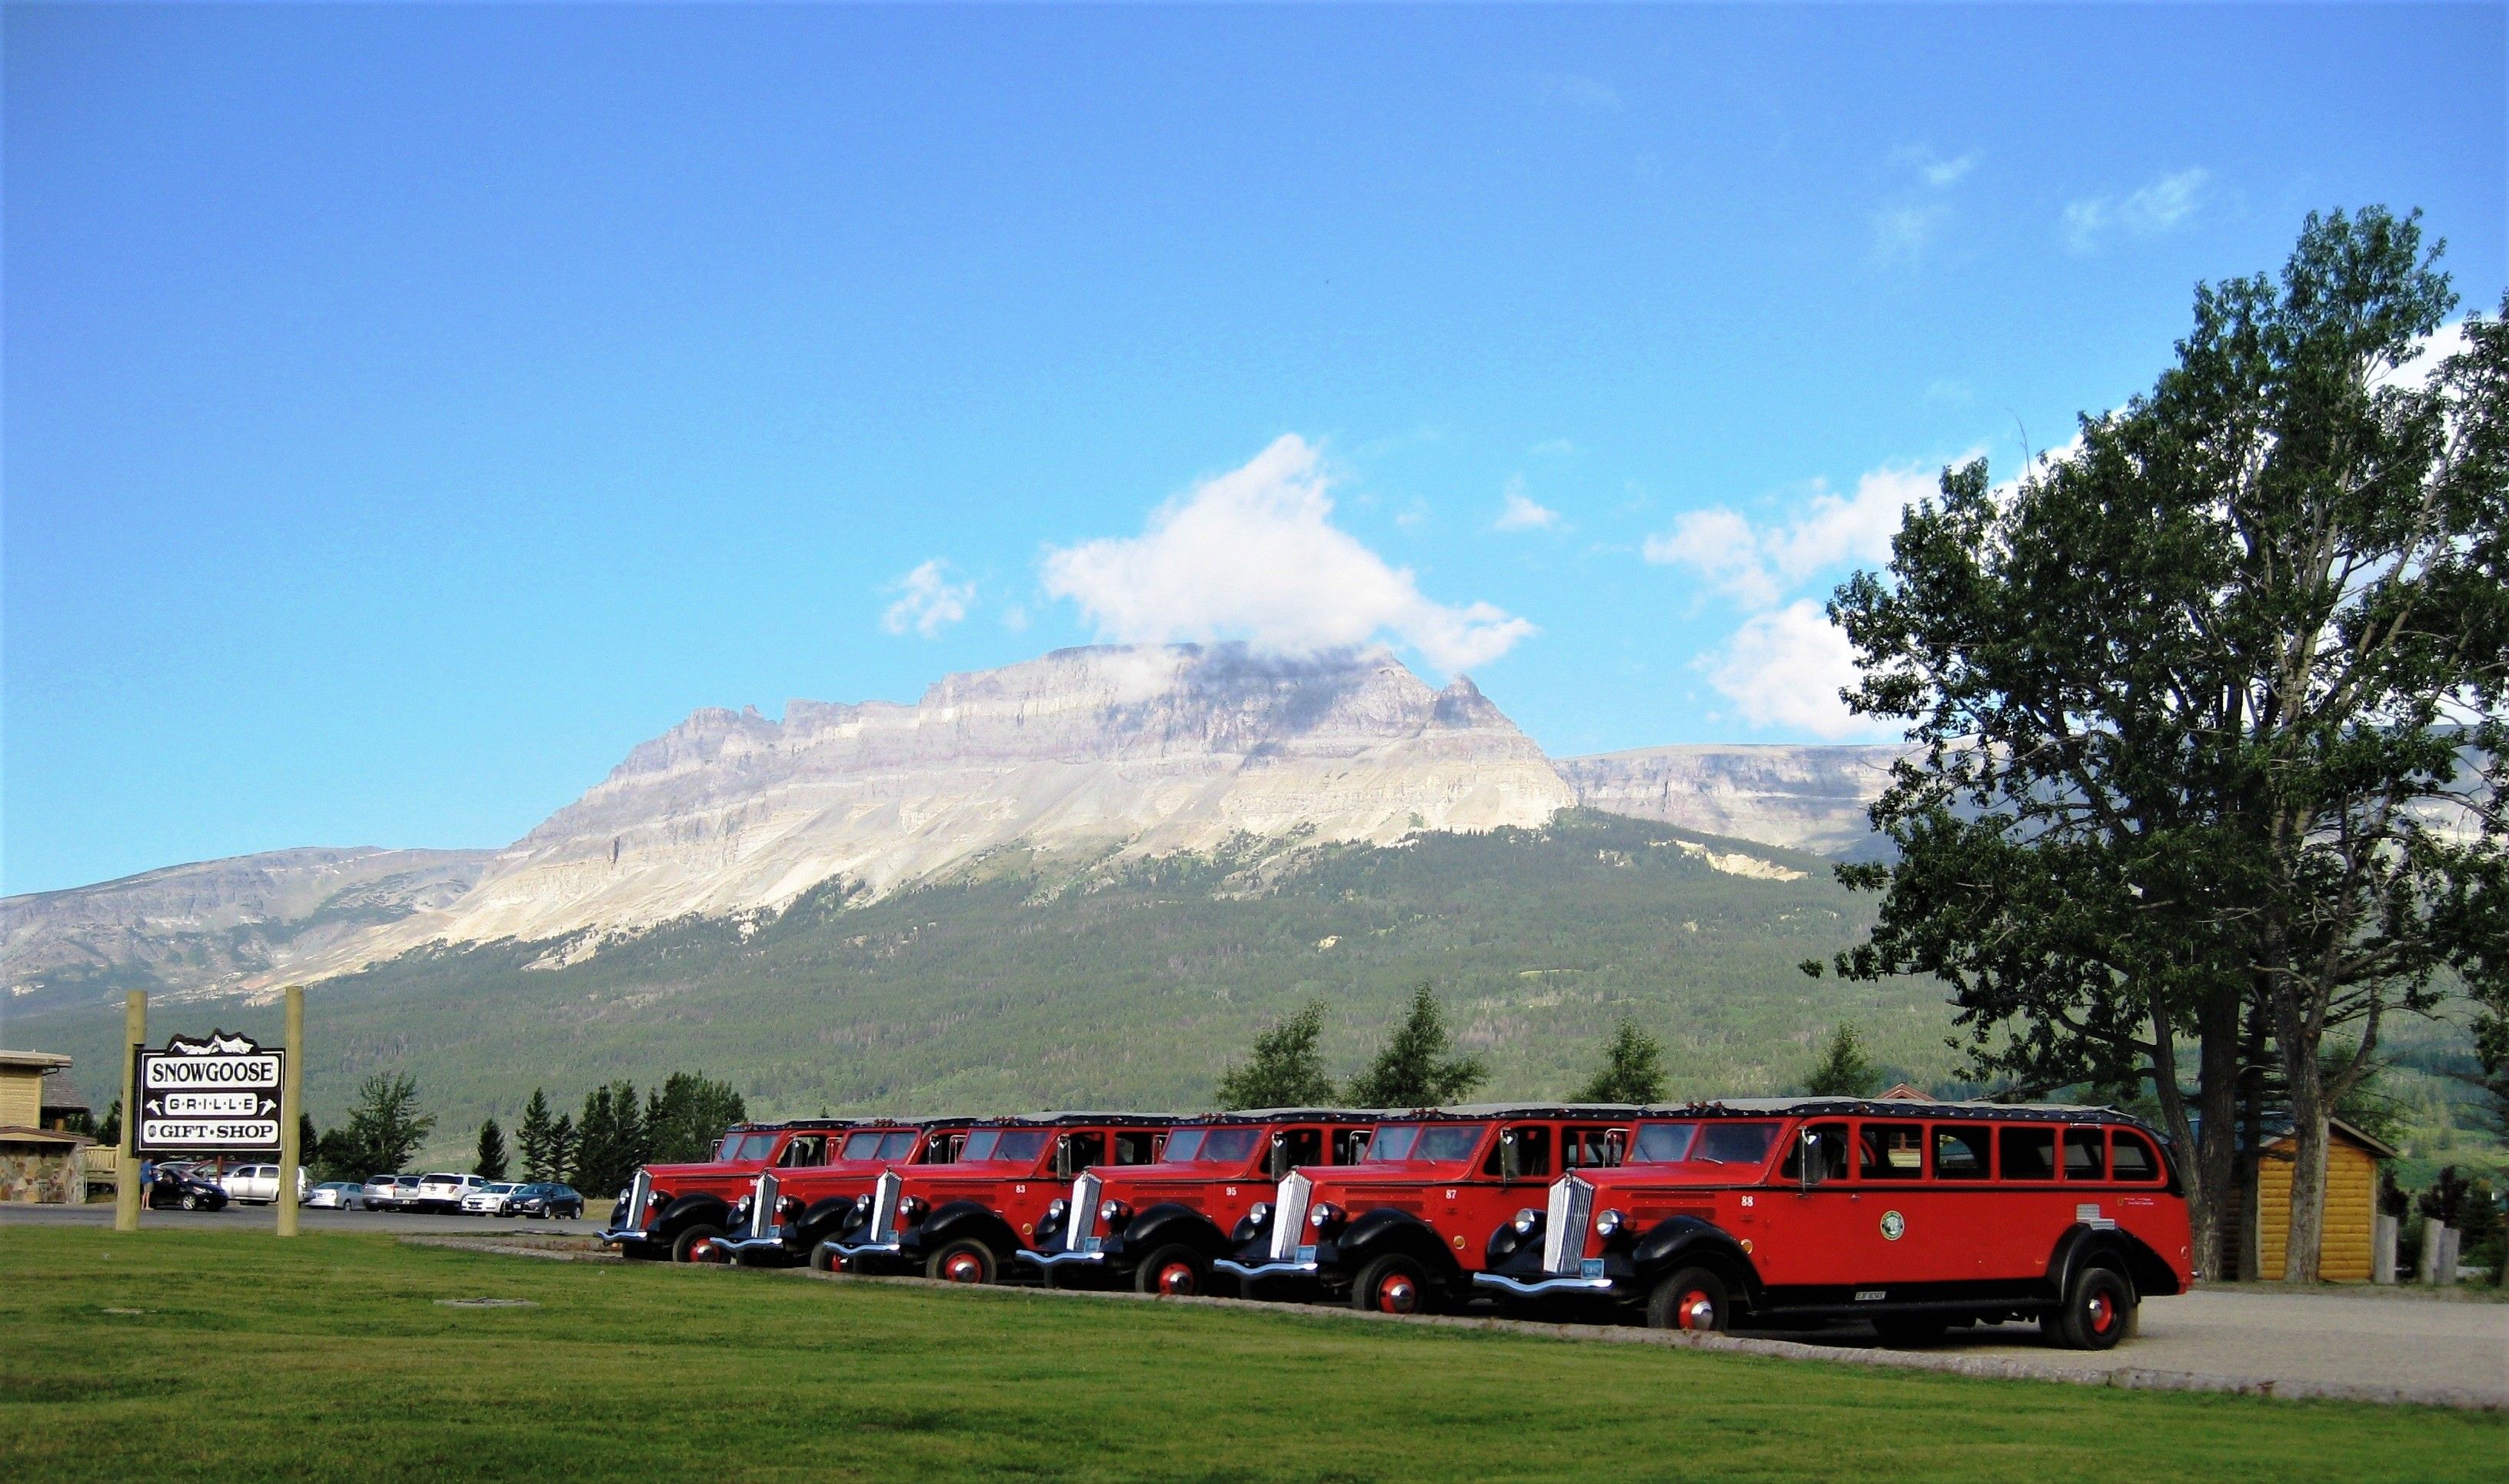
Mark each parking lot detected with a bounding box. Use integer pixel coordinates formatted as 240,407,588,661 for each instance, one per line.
0,1203,608,1237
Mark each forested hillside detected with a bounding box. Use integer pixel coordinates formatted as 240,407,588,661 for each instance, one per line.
20,814,1972,1161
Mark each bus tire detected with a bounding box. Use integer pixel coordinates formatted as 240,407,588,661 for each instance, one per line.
1645,1266,1732,1333
808,1243,840,1273
1135,1244,1210,1297
2054,1264,2135,1350
1350,1253,1433,1316
927,1239,997,1285
671,1224,725,1263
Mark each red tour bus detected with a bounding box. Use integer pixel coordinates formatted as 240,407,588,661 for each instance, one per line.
1216,1104,1641,1313
710,1116,977,1268
1473,1098,2191,1349
1020,1110,1379,1295
821,1113,1175,1284
600,1118,863,1262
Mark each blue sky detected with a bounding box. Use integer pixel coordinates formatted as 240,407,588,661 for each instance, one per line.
5,5,2501,896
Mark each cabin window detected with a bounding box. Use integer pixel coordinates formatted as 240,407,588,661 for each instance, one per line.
1779,1122,1849,1183
777,1136,827,1168
2110,1130,2161,1183
1857,1123,1926,1180
1274,1127,1324,1176
1332,1127,1373,1164
1487,1125,1553,1179
1931,1126,1991,1180
1058,1131,1108,1176
2062,1126,2106,1181
1998,1126,2056,1180
1112,1131,1160,1166
1563,1126,1625,1170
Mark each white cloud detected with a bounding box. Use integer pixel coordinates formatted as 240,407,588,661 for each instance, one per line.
1643,464,1935,607
1529,438,1578,457
1702,600,1885,738
2065,168,2209,252
1871,203,1947,266
2373,320,2473,393
1890,145,1978,189
1495,481,1562,532
1000,603,1030,634
1040,434,1536,672
880,559,974,637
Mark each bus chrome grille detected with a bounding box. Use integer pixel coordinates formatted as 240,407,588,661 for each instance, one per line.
621,1170,653,1236
1269,1171,1312,1263
868,1170,903,1243
1542,1175,1593,1276
748,1172,778,1239
1067,1172,1101,1250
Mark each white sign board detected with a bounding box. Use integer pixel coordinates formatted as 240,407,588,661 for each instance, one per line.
135,1031,285,1154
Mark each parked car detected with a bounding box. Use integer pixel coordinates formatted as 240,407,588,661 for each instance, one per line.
821,1113,1174,1284
1217,1103,1641,1314
219,1164,311,1206
412,1173,487,1212
146,1167,230,1211
1022,1111,1378,1296
711,1119,978,1268
501,1183,584,1219
1472,1098,2191,1349
360,1174,406,1210
597,1118,864,1260
461,1182,519,1214
306,1181,364,1209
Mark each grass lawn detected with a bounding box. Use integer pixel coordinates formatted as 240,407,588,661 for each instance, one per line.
2,1228,2499,1482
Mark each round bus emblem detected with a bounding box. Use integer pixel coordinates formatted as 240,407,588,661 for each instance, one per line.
1879,1211,1905,1241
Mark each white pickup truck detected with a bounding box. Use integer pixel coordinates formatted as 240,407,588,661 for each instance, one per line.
218,1164,311,1206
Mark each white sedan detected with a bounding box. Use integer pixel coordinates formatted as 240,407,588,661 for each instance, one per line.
461,1181,520,1214
306,1181,364,1209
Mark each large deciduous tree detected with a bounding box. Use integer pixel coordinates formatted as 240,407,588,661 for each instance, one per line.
1215,1000,1339,1110
1830,207,2507,1281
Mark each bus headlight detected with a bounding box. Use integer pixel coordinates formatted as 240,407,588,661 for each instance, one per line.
1595,1209,1625,1239
1511,1208,1541,1236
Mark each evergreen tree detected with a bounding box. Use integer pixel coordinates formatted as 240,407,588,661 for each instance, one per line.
571,1082,645,1196
1575,1019,1667,1103
517,1089,556,1181
1345,983,1486,1107
95,1098,121,1149
342,1073,435,1173
474,1117,511,1181
644,1073,747,1164
1214,1000,1337,1110
1805,1023,1880,1098
547,1113,578,1186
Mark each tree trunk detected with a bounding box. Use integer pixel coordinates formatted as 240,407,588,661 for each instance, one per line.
2191,988,2244,1280
2274,985,2329,1284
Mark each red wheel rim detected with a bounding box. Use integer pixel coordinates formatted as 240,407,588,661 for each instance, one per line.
690,1239,715,1263
1376,1274,1419,1314
2088,1292,2115,1333
1157,1262,1198,1296
944,1253,986,1283
1678,1289,1715,1331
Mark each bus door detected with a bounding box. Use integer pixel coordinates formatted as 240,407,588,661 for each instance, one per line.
1758,1120,1852,1286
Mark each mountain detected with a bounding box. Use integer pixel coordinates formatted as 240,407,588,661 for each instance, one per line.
10,812,1955,1159
2,644,1909,1012
1554,744,1901,856
1,847,491,1010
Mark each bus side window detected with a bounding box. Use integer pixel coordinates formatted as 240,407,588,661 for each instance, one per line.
1931,1125,1990,1180
779,1136,825,1168
1857,1122,1925,1180
1113,1131,1159,1166
1282,1127,1324,1168
1333,1127,1371,1164
2062,1126,2106,1181
1779,1123,1849,1183
1998,1126,2056,1180
1563,1126,1621,1169
2110,1130,2161,1182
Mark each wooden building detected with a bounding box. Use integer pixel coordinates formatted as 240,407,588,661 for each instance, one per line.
2228,1118,2399,1283
2,1049,94,1203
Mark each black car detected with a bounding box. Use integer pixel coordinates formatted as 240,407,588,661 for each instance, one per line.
146,1169,230,1211
500,1183,584,1219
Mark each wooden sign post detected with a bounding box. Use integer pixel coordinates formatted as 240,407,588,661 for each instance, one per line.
114,990,145,1233
277,987,304,1236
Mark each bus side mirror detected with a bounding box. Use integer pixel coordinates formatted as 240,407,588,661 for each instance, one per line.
1269,1133,1287,1180
1053,1135,1072,1179
1799,1130,1822,1191
1500,1128,1521,1180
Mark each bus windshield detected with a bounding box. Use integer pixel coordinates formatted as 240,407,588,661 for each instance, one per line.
1359,1123,1488,1164
1158,1128,1264,1165
840,1130,920,1162
957,1129,1050,1164
720,1133,780,1162
1630,1121,1781,1167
